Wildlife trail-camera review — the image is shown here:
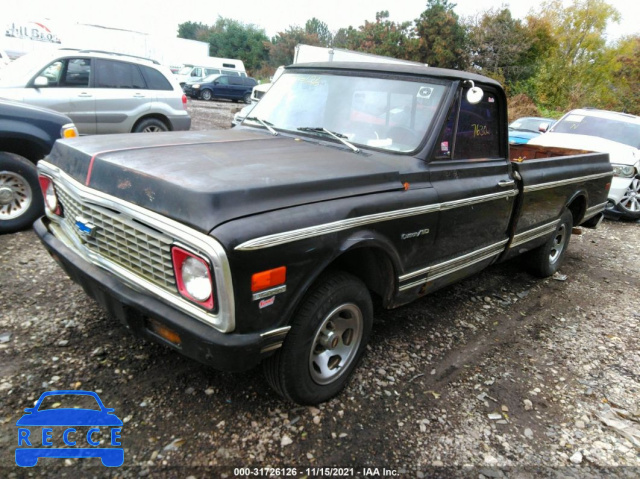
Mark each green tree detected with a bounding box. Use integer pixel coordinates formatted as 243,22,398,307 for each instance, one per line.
205,18,270,73
467,8,543,88
528,0,621,110
305,18,332,47
410,0,469,69
269,27,321,67
348,11,413,59
177,21,209,41
612,36,640,115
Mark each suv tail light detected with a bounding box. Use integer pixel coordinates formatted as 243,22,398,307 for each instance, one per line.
171,246,214,310
182,94,188,110
38,175,61,215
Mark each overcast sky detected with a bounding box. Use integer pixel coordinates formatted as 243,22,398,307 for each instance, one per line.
7,0,639,42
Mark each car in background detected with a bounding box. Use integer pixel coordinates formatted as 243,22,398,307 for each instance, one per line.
183,74,257,103
528,108,640,220
508,116,555,144
0,99,78,233
0,49,190,135
231,102,256,127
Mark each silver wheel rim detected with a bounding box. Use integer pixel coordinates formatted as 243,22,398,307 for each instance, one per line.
309,303,363,385
142,125,164,133
202,91,211,100
619,177,640,213
549,223,567,264
0,171,33,220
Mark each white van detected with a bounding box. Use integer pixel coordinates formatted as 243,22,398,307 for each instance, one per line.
175,58,246,86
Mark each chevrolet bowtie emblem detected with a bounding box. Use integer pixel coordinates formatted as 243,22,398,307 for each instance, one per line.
75,216,98,239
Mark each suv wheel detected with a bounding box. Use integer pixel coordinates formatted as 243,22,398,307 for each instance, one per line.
133,118,168,133
615,176,640,220
0,152,43,233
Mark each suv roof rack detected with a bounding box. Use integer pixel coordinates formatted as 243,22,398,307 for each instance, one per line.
57,48,160,65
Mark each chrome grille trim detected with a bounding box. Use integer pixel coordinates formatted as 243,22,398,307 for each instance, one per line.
38,161,235,333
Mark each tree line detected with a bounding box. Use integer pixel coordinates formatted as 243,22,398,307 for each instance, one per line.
178,0,639,118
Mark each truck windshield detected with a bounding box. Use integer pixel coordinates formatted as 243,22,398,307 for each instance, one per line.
551,113,640,149
247,72,447,153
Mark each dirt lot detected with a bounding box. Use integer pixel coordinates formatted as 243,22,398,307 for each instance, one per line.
1,101,639,477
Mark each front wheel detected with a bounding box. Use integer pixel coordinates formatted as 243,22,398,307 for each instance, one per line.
263,271,373,404
615,176,640,220
0,152,43,234
526,209,573,277
200,89,213,101
243,92,251,104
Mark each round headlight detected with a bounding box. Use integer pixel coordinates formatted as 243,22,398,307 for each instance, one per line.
181,257,212,302
45,181,58,212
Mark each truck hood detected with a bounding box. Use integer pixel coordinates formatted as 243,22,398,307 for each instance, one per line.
46,129,404,233
529,132,639,166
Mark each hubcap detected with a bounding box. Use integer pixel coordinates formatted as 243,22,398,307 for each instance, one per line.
619,177,640,213
309,303,363,385
0,171,33,220
142,125,163,133
549,223,567,264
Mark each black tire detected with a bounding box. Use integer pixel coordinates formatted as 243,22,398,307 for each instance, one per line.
243,92,251,104
263,271,373,405
200,89,213,101
526,209,573,277
0,152,43,234
614,176,640,220
132,118,168,133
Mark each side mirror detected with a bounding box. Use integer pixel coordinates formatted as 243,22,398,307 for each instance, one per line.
34,76,48,87
538,122,550,133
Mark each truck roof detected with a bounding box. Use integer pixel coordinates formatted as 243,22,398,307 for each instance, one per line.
287,62,502,88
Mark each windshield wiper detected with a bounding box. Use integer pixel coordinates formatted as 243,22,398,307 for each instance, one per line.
245,116,278,136
297,127,360,153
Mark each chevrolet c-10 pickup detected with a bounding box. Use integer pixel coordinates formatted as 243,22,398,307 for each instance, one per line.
34,62,612,404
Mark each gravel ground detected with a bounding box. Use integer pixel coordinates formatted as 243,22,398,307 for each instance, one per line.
0,101,639,477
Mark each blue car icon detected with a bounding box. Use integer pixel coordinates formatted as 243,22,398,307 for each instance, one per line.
16,390,123,467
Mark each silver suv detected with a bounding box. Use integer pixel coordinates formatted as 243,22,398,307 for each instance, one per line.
0,49,190,134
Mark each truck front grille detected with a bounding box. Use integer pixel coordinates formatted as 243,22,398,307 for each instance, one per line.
56,185,176,291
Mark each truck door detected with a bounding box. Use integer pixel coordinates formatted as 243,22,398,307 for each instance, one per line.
424,86,516,286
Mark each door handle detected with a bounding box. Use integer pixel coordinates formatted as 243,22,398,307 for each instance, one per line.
498,180,515,187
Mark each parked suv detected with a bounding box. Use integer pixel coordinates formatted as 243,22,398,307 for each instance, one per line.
0,49,190,135
0,99,78,233
528,108,640,219
183,74,257,103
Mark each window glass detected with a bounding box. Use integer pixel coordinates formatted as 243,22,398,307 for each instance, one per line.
205,68,221,76
192,68,201,77
551,114,640,149
216,76,229,85
95,60,145,89
63,59,91,87
229,76,242,85
140,66,173,91
434,93,460,160
453,88,500,160
39,60,64,86
249,72,447,153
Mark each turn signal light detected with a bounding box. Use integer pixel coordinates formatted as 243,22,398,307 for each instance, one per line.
251,267,286,292
147,319,182,346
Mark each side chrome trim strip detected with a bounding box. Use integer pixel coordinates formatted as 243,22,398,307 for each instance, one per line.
38,160,236,333
260,326,291,339
523,172,612,193
398,239,509,292
510,220,559,249
236,189,518,251
583,201,608,220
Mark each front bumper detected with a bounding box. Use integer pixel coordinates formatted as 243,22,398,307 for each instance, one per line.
35,217,288,372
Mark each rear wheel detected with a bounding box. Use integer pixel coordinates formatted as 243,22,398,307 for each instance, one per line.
0,152,43,234
526,209,572,277
263,271,372,404
615,176,640,220
133,118,168,133
243,92,251,104
200,89,213,101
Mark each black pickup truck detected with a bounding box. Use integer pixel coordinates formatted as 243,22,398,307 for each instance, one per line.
34,62,612,404
0,99,77,233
